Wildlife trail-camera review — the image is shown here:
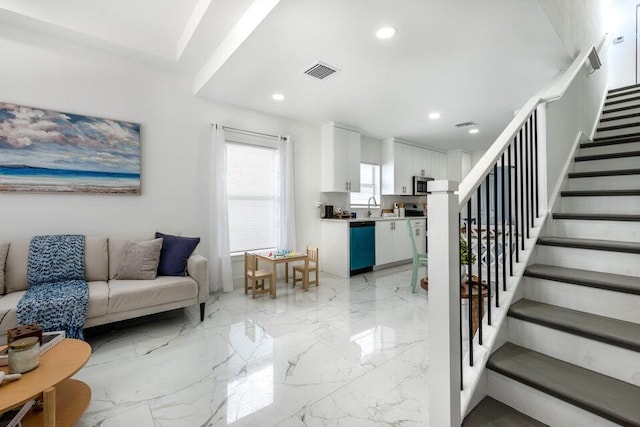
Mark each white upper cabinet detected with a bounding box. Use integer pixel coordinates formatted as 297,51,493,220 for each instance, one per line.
382,138,448,194
381,138,412,195
446,149,472,182
321,122,361,192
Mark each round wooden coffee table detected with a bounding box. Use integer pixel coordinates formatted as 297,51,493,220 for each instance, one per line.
0,338,91,427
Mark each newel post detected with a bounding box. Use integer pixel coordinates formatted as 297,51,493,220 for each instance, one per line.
427,180,461,426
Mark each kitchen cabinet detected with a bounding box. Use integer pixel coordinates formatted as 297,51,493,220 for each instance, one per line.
321,122,361,192
381,139,412,195
446,149,472,182
382,138,448,194
375,219,413,265
321,220,350,278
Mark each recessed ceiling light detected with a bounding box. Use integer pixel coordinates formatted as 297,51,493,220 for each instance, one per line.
376,26,397,39
469,128,479,134
428,112,441,120
272,93,284,101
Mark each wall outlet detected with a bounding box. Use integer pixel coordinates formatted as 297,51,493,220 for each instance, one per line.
316,201,323,208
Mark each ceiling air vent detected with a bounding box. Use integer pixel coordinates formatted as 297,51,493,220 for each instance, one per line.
303,62,338,80
454,121,477,129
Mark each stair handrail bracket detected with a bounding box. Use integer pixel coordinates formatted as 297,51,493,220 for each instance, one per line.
427,39,607,427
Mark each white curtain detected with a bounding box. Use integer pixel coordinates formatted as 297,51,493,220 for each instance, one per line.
275,135,297,250
209,124,233,293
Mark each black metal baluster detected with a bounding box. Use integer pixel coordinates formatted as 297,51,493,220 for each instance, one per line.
459,213,463,389
467,200,473,365
501,153,507,290
508,143,514,275
519,128,525,251
533,109,540,218
485,175,492,324
477,186,483,345
524,119,530,239
529,115,535,227
493,163,499,304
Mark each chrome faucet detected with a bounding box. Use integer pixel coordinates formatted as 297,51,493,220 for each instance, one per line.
367,196,378,218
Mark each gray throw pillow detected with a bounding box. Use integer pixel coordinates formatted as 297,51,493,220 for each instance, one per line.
0,242,9,294
115,238,163,280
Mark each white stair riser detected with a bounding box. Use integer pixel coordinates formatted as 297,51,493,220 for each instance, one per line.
524,276,640,324
560,195,640,214
568,175,640,190
579,141,640,156
601,106,640,119
487,371,619,427
596,129,640,139
535,245,640,276
606,92,640,102
597,116,640,128
573,156,640,173
508,318,640,386
603,99,640,111
550,219,640,242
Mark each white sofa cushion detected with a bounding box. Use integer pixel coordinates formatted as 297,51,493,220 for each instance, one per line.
5,239,29,293
86,281,110,318
0,281,110,333
0,242,8,295
108,276,197,314
5,237,108,293
86,236,108,282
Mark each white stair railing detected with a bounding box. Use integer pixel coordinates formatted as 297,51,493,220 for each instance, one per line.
427,39,607,426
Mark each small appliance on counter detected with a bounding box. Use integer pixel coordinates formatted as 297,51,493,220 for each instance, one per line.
324,205,334,218
404,204,425,217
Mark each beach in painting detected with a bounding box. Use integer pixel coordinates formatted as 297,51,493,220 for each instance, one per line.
0,165,140,193
0,102,141,194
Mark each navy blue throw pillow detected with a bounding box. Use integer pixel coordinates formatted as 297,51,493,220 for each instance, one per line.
155,232,200,277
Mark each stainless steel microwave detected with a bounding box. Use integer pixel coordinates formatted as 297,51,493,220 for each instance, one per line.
413,176,434,195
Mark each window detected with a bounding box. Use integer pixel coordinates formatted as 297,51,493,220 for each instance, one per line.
226,142,277,253
350,163,380,206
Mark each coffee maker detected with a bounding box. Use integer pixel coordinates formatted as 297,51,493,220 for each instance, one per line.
324,205,334,218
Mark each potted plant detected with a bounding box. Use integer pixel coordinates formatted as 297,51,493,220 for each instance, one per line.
460,237,476,282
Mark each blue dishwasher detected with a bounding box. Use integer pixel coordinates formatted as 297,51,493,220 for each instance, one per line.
350,221,376,275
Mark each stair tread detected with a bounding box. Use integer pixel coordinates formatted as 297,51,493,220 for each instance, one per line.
463,396,548,427
602,104,640,114
609,84,640,94
593,131,640,142
597,122,640,132
488,343,640,426
605,95,640,106
599,111,640,122
575,150,640,161
509,299,640,352
537,236,640,253
568,168,640,178
581,136,640,148
552,213,640,222
607,88,640,99
525,263,640,295
561,189,640,196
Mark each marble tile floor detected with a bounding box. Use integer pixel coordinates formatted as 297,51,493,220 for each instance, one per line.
75,264,432,426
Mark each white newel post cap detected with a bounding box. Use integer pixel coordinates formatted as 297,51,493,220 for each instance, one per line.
428,180,458,193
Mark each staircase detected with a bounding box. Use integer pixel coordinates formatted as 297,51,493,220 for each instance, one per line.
464,84,640,426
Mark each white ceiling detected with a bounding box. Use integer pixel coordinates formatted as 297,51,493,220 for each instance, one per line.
0,0,572,151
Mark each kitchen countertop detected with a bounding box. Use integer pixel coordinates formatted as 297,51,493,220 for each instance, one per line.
322,216,426,223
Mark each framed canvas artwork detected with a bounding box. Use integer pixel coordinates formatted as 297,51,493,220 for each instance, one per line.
0,102,141,194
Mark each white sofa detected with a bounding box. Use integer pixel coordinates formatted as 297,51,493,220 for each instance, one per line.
0,233,209,333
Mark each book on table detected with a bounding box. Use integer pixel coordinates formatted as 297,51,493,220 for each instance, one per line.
0,399,34,427
0,330,66,366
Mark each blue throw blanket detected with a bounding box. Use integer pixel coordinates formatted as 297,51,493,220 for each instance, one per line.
16,235,89,339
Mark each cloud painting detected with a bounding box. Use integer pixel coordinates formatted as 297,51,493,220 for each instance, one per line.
0,102,140,194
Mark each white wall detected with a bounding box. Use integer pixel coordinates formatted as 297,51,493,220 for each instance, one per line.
538,0,608,57
0,26,321,263
607,0,638,88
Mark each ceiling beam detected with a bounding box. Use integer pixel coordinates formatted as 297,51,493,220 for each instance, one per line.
193,0,280,95
176,0,212,61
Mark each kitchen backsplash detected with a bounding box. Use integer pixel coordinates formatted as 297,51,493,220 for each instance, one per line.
320,193,427,218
